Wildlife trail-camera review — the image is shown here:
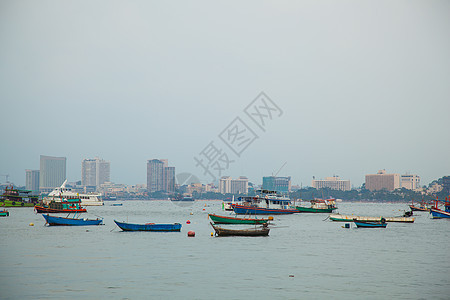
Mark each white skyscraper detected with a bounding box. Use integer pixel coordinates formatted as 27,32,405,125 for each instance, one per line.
81,158,110,189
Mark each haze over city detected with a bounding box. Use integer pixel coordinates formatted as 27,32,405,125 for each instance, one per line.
1,1,449,187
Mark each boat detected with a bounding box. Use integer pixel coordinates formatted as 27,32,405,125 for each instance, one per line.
0,209,9,217
35,198,87,213
429,198,450,219
43,214,103,226
223,196,236,211
409,200,432,211
209,213,273,225
0,185,39,207
42,180,103,206
353,218,387,228
329,213,414,223
111,203,123,206
295,198,337,213
232,190,298,215
114,220,182,232
210,222,270,236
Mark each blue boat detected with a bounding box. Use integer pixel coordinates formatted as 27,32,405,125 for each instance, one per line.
430,203,450,219
353,218,387,228
114,220,182,232
43,214,103,226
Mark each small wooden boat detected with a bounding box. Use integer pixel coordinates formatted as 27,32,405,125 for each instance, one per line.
429,199,450,219
35,198,87,214
209,213,273,225
111,203,123,206
210,222,270,237
353,218,387,228
295,198,337,213
114,220,182,232
43,214,103,226
329,213,414,223
0,209,9,217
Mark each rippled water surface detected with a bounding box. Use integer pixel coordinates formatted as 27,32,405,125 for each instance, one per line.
1,201,449,299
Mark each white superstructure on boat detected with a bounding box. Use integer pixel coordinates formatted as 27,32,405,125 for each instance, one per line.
43,180,104,206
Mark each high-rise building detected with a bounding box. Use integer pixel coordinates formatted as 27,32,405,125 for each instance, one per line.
219,176,249,194
365,170,400,191
81,158,110,189
312,176,351,191
219,176,232,194
400,174,420,190
25,170,40,192
39,155,66,192
262,176,291,193
231,176,248,194
147,159,175,193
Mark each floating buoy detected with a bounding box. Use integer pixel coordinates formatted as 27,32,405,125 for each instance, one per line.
211,232,214,236
204,204,207,207
268,216,274,221
187,231,195,237
190,212,193,215
186,220,191,224
29,223,34,226
289,275,294,277
202,208,205,211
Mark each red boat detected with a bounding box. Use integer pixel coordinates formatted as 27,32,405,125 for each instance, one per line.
409,200,432,211
35,198,87,214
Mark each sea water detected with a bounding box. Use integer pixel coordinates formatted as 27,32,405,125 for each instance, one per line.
1,201,449,299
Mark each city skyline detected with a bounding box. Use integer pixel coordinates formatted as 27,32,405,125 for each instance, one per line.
1,1,449,188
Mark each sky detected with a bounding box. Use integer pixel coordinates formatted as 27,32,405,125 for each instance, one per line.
1,0,449,188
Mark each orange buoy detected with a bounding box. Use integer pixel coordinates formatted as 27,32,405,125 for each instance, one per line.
187,231,195,237
186,220,191,224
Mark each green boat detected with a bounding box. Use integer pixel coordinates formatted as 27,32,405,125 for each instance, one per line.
209,213,273,224
295,198,337,213
0,186,39,207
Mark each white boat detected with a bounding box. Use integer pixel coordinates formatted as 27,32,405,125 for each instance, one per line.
43,180,104,206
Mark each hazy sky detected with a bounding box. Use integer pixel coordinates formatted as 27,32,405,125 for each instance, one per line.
1,1,449,188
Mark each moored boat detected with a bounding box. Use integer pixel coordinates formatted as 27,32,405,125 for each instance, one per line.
114,220,182,232
210,222,270,236
232,190,297,215
42,180,103,206
43,214,103,226
0,209,9,217
0,186,39,207
409,199,432,212
329,213,414,223
209,213,273,225
35,198,87,214
429,198,450,219
295,198,337,213
354,218,387,228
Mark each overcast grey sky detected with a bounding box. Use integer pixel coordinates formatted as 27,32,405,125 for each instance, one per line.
1,0,449,188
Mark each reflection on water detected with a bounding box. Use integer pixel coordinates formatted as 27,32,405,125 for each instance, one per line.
1,201,449,299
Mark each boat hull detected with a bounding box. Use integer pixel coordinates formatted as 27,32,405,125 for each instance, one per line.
210,223,270,236
430,208,450,219
35,206,87,214
43,214,103,226
295,206,334,213
0,200,35,207
329,214,414,223
232,204,297,215
409,205,429,212
0,210,9,217
114,220,182,232
209,214,271,224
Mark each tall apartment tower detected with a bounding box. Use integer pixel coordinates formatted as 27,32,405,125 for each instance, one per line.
39,155,66,192
81,158,110,189
365,170,400,191
219,176,232,194
147,159,175,193
312,176,351,191
25,170,40,192
262,176,291,193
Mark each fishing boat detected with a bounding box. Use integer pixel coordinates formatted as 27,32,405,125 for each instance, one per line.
295,198,337,213
429,198,450,219
409,200,432,212
209,213,273,225
43,214,103,226
35,198,87,214
329,213,414,223
0,209,9,217
42,180,103,206
0,185,39,207
114,220,182,232
210,222,270,236
353,218,387,228
223,196,237,211
232,190,297,215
